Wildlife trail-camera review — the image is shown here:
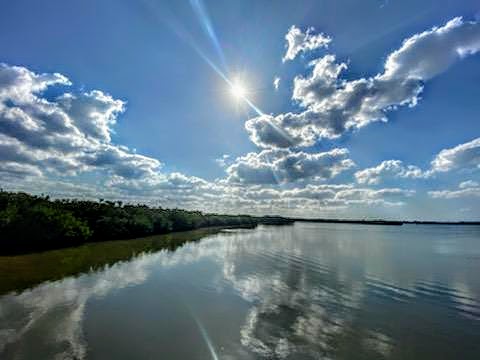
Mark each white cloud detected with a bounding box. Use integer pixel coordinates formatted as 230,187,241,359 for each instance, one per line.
245,114,304,148
355,160,427,185
431,137,480,172
273,77,281,90
383,17,480,81
224,184,414,210
0,63,160,180
247,17,480,149
57,90,124,143
246,185,415,208
429,177,480,199
333,187,415,206
292,54,348,107
354,137,480,187
226,148,355,185
283,26,331,62
429,187,480,199
0,63,71,102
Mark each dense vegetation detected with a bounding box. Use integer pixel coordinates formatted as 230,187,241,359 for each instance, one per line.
0,190,288,254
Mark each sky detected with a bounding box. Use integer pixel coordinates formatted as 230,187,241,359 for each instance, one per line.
0,0,480,220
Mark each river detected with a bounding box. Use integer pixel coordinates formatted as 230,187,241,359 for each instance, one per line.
1,222,479,359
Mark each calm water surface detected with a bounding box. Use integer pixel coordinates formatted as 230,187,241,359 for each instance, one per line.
1,223,480,359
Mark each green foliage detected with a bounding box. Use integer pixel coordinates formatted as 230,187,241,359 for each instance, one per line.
0,190,266,254
0,195,91,252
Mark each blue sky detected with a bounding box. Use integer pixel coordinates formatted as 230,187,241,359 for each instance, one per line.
1,0,480,220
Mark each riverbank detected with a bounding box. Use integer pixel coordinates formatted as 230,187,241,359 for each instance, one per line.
0,190,293,255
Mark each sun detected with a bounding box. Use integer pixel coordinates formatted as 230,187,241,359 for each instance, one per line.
230,80,247,99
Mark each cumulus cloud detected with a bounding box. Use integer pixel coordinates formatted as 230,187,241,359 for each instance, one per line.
107,171,210,193
57,90,124,143
245,114,302,149
355,160,427,185
0,63,161,180
431,137,480,172
0,63,71,102
226,148,355,185
383,17,480,80
247,17,480,149
283,26,331,62
79,145,161,179
355,137,480,187
292,54,348,107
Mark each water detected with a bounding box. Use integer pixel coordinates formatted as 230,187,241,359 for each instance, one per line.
1,223,480,359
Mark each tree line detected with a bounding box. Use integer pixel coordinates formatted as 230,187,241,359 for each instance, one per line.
0,190,289,254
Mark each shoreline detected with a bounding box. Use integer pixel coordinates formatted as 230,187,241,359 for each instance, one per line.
294,218,480,226
291,219,480,226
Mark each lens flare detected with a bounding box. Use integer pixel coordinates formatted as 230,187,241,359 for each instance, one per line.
230,81,247,99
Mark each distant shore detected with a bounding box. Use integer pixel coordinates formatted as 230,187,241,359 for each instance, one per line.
292,218,403,226
291,218,480,226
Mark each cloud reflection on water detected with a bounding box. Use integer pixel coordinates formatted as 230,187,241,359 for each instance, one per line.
0,224,479,359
